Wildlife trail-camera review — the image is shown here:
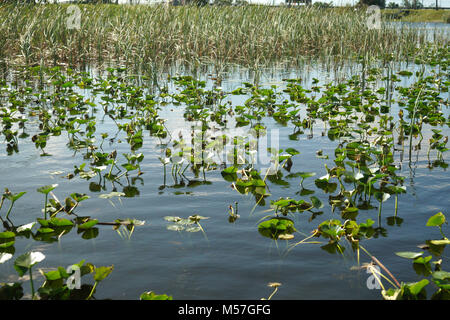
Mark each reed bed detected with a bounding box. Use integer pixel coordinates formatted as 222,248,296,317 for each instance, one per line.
0,4,447,71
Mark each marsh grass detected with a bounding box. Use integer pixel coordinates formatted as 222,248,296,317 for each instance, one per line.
0,4,445,72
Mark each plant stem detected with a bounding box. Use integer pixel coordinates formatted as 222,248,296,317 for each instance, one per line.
267,287,278,300
5,201,14,220
394,194,398,217
378,201,382,226
44,194,48,220
29,267,35,299
87,281,98,300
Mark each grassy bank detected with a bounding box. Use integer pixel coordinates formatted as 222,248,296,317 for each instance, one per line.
0,4,447,71
383,8,450,23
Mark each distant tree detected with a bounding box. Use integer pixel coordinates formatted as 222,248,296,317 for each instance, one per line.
358,0,386,8
387,1,399,8
402,0,423,9
312,1,332,8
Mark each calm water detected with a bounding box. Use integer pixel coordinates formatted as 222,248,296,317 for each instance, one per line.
0,58,448,300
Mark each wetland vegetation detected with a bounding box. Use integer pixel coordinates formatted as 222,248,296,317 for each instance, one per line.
0,3,449,300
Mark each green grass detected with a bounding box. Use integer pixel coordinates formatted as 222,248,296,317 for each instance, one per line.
0,4,447,71
383,9,450,23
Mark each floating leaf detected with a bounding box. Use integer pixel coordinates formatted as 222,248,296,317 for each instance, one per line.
189,215,209,222
258,218,296,240
78,219,98,229
299,172,316,179
37,228,55,234
310,196,324,209
0,231,15,239
99,192,125,199
395,252,423,259
164,216,182,223
432,271,450,290
167,224,185,232
413,255,432,265
140,291,172,300
185,226,201,233
406,279,429,296
429,239,450,245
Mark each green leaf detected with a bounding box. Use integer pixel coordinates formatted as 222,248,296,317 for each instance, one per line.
99,192,125,199
0,231,15,239
258,218,296,240
285,148,300,156
43,270,62,281
381,288,401,300
164,216,182,223
140,291,173,300
94,265,114,282
37,184,58,195
310,196,324,209
432,271,450,290
0,283,23,300
49,217,74,227
78,219,98,229
14,252,45,276
299,172,316,179
429,239,450,245
426,212,446,227
395,252,423,259
406,279,429,296
167,224,185,231
413,255,432,264
70,193,90,202
37,227,55,234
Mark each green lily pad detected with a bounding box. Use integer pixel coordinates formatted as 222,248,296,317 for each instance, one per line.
37,184,58,195
0,231,15,239
167,224,185,232
395,251,423,259
14,251,45,276
78,219,98,229
94,265,114,282
432,271,450,290
140,291,172,300
429,239,450,245
258,218,296,240
426,212,446,227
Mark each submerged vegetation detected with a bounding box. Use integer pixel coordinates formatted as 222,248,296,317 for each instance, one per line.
0,2,449,301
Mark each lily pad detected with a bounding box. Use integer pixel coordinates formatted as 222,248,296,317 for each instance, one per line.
426,212,446,227
395,251,423,259
258,218,296,240
14,251,45,276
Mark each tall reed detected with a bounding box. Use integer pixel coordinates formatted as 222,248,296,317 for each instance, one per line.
0,4,446,71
